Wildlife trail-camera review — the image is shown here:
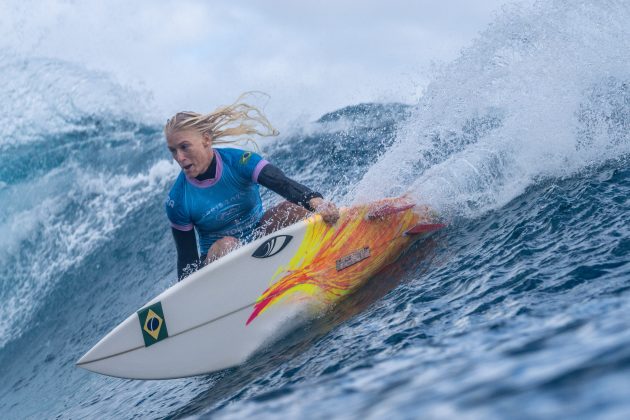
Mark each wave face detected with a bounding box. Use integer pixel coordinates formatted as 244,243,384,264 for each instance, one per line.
1,1,629,418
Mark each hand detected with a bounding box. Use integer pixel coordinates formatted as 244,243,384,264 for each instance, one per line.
308,197,340,225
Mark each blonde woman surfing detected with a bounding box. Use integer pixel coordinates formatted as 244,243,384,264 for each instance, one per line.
164,96,339,281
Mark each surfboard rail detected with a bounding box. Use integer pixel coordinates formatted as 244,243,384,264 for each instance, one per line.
77,197,444,379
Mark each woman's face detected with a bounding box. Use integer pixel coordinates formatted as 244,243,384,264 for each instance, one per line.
166,129,213,178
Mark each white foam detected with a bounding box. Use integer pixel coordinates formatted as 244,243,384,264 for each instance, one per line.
352,0,630,218
0,1,506,128
0,159,179,349
0,54,154,149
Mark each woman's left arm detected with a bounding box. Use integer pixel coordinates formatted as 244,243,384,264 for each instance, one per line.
306,196,340,224
257,164,339,224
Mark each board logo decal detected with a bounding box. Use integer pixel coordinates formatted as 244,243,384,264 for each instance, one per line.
137,302,169,347
252,235,293,258
336,247,370,271
240,151,252,165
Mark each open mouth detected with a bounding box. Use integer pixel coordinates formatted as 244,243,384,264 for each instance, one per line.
183,164,193,171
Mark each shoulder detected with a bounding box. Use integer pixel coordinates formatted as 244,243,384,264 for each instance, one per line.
167,171,187,201
216,147,258,165
165,172,193,227
216,147,268,182
165,172,188,214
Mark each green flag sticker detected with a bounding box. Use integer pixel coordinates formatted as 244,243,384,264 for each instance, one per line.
137,302,169,347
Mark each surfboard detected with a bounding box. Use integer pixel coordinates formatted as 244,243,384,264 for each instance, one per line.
76,197,444,379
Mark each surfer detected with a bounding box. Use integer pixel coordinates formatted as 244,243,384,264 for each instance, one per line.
164,96,339,280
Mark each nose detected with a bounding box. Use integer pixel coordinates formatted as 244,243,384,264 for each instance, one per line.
173,149,186,164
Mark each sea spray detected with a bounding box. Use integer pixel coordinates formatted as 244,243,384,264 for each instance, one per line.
352,0,630,218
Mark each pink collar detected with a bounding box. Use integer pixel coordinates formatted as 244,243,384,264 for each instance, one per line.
185,150,223,188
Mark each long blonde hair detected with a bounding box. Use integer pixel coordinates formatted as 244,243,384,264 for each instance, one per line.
164,93,279,148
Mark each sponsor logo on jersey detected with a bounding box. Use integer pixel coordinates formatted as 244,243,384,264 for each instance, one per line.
240,151,252,165
137,302,169,347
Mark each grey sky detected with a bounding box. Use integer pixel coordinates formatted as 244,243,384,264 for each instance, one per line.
1,0,511,126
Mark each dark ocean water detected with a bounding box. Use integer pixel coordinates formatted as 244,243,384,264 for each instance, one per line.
1,1,630,418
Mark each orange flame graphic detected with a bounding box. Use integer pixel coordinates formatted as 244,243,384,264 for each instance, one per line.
246,198,439,325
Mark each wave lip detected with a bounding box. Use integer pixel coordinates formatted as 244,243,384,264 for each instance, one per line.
353,0,630,219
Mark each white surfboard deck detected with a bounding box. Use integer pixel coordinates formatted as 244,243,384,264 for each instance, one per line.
76,201,441,379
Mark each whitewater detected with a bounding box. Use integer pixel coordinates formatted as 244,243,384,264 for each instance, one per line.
1,1,629,418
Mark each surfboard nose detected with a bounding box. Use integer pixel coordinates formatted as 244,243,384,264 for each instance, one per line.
76,313,144,367
76,352,89,366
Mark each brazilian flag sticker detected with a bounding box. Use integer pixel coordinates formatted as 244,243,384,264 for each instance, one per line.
240,151,252,165
137,302,169,347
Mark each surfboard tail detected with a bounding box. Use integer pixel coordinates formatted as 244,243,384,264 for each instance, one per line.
365,197,415,220
404,223,446,235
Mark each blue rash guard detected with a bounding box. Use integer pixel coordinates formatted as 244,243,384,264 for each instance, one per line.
165,147,269,256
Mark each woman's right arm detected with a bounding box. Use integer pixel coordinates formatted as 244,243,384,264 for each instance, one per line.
171,228,200,281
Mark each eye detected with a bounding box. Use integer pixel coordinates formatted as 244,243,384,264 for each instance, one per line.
252,235,293,258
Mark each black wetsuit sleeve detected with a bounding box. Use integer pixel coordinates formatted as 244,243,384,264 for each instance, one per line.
258,164,323,211
171,228,201,281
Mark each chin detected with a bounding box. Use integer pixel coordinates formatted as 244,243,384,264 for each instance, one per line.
182,166,196,177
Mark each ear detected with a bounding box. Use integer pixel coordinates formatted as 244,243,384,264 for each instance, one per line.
202,132,212,146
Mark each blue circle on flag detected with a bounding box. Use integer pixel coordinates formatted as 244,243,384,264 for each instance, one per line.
147,317,159,331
